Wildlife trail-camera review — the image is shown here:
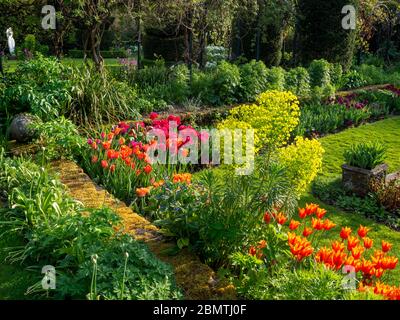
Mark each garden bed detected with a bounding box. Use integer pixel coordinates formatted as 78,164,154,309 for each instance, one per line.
50,160,235,300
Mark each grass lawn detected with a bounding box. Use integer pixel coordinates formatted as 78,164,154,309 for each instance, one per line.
300,116,400,286
318,116,400,181
0,230,41,299
2,58,120,73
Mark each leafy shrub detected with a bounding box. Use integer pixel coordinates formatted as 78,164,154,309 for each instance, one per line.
277,137,324,196
145,160,298,268
69,65,141,126
311,178,399,229
344,141,387,170
370,180,400,215
192,61,241,106
308,59,331,88
239,60,269,102
295,102,371,137
341,70,367,90
0,151,182,300
232,260,347,300
218,90,300,152
265,67,286,91
205,46,228,69
32,117,85,161
284,67,311,97
0,55,74,121
330,63,343,87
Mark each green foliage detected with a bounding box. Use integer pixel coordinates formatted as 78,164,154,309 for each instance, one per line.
330,63,343,87
0,151,181,300
68,49,128,59
192,61,241,106
69,65,141,126
284,67,311,97
356,64,400,86
146,160,298,268
32,117,85,162
265,67,286,91
0,55,74,121
295,103,371,137
238,60,269,102
22,34,37,53
205,46,228,69
341,70,367,90
344,141,387,170
235,263,348,300
312,178,399,229
308,59,332,88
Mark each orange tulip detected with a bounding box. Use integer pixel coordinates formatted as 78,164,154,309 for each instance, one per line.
136,187,151,198
357,225,370,238
276,212,287,225
264,212,272,224
289,220,301,231
249,246,257,257
382,240,392,253
258,240,267,249
110,164,116,173
305,203,319,216
311,218,324,231
323,219,336,231
340,227,352,240
298,208,307,219
316,207,327,219
347,236,360,251
303,227,313,237
332,241,345,252
351,245,365,260
91,155,98,163
363,237,373,249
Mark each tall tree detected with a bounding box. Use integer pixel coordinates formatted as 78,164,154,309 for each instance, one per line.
75,0,119,69
296,0,359,70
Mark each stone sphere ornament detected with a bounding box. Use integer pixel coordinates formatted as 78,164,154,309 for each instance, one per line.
7,113,41,142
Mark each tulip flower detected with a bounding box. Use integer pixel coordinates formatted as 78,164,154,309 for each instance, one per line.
363,237,373,249
289,220,301,231
276,212,287,225
264,212,272,224
249,246,257,257
316,207,327,219
298,208,307,219
382,240,392,253
340,227,352,240
136,187,151,198
347,236,360,251
101,160,108,169
323,219,336,231
303,227,313,237
357,225,370,238
144,165,153,174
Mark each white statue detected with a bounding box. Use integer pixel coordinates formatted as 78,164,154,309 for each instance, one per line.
6,28,15,55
